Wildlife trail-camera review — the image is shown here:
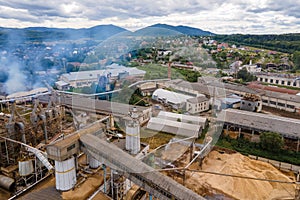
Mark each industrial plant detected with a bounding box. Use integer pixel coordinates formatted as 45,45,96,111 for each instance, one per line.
0,82,214,200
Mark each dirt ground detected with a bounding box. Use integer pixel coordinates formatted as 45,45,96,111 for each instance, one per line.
184,151,296,200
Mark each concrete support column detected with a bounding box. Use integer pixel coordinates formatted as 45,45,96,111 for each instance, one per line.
297,139,300,153
238,127,241,138
251,130,255,139
102,164,107,193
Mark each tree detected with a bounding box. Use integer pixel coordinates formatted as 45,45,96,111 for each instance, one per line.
260,132,284,152
237,68,256,82
293,51,300,69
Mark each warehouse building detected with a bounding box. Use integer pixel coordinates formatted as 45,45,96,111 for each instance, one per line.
152,88,194,110
157,111,207,127
147,117,201,138
147,111,205,138
219,109,300,151
59,64,146,88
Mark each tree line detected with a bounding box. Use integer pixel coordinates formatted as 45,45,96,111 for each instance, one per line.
213,34,300,54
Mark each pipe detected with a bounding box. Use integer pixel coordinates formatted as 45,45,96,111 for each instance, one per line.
39,114,48,144
15,122,26,144
0,175,15,191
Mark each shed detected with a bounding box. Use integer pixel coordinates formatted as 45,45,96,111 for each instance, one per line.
147,117,201,138
157,111,207,127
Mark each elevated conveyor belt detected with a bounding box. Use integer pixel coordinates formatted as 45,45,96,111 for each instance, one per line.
80,134,205,200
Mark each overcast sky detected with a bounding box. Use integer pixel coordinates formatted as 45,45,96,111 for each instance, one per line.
0,0,299,34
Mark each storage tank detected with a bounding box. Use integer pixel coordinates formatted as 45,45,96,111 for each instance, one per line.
0,175,15,191
18,160,34,176
125,107,140,155
55,157,76,191
87,155,101,169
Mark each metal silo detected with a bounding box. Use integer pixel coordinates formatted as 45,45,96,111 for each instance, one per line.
125,107,141,155
87,154,101,169
55,157,76,191
18,160,34,176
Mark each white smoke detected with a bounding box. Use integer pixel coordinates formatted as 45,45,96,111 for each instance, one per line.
4,62,27,94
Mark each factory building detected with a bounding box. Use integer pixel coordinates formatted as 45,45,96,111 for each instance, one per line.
152,88,194,110
219,109,300,151
257,73,300,88
157,111,207,127
147,111,205,138
59,64,146,88
147,117,201,138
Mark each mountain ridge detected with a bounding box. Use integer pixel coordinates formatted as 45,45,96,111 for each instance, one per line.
148,23,215,36
0,23,215,41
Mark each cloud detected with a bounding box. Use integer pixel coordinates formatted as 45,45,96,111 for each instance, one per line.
0,0,299,34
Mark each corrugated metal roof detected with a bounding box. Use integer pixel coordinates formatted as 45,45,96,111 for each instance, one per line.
60,65,145,82
147,117,200,138
152,89,193,105
157,111,207,126
219,109,300,139
187,95,209,103
55,80,69,87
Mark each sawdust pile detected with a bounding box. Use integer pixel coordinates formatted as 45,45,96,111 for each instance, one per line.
186,151,296,200
161,143,189,161
62,173,104,200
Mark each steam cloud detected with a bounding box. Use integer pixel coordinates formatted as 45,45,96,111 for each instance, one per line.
0,54,28,95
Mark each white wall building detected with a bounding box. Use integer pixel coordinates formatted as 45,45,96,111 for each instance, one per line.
186,95,210,114
152,88,194,110
242,64,261,74
257,74,300,88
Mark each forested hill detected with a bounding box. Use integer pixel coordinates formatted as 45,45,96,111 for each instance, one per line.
213,34,300,53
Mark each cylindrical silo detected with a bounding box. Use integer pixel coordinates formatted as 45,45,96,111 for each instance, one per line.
125,107,141,155
87,155,101,169
55,157,76,191
19,160,34,176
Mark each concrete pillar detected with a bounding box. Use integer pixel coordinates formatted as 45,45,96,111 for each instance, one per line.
251,130,254,139
238,127,241,138
102,164,107,193
297,139,300,153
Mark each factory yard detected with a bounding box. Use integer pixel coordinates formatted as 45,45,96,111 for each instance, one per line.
184,150,296,200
